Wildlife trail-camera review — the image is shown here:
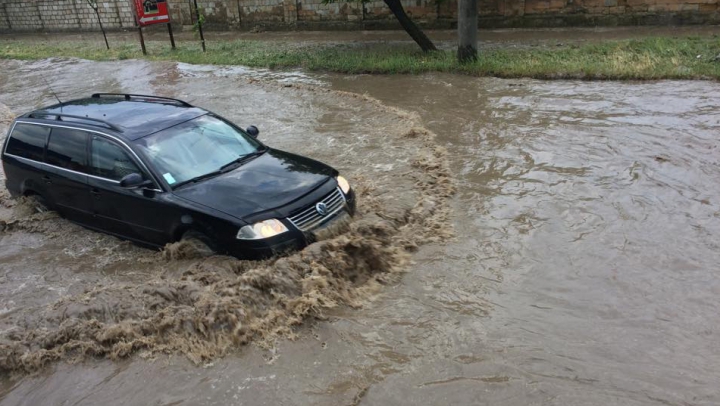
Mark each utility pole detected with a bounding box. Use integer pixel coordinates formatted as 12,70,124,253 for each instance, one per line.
457,0,478,63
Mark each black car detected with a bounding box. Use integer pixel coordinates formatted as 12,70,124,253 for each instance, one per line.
1,93,355,259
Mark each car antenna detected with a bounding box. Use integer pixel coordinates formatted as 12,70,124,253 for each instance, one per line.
42,76,64,112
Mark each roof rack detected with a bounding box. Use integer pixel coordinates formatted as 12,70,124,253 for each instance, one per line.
28,113,122,132
91,93,193,107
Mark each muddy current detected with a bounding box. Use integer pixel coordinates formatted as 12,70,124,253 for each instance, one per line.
0,59,453,370
0,59,719,406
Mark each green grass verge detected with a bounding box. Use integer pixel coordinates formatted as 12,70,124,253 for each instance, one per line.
2,35,720,79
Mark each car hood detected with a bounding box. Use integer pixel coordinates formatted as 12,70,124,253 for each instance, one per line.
173,149,335,221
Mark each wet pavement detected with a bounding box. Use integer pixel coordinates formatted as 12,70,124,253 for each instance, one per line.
0,58,719,406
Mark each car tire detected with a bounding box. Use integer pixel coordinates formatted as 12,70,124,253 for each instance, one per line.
181,229,217,257
28,194,51,214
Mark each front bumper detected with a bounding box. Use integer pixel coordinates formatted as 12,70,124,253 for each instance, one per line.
228,188,356,260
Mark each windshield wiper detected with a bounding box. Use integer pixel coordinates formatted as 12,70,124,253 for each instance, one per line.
172,170,225,189
219,148,267,172
173,148,267,189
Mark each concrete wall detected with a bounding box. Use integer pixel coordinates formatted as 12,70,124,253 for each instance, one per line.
0,0,718,32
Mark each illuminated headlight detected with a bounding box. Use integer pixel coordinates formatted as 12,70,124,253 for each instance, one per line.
337,175,351,194
237,219,288,240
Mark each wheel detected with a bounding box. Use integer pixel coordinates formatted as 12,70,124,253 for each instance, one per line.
180,229,217,257
27,194,51,214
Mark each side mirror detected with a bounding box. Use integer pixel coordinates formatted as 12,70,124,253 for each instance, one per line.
246,125,259,138
120,173,153,189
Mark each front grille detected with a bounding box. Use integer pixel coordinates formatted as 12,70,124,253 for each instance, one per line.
288,188,346,232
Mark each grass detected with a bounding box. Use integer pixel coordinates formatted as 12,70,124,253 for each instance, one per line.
2,35,720,79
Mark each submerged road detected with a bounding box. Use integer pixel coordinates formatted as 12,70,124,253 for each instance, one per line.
0,58,719,405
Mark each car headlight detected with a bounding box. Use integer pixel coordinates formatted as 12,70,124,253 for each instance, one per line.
237,219,288,240
337,175,351,194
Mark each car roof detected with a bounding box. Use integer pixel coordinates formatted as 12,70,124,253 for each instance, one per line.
20,94,208,140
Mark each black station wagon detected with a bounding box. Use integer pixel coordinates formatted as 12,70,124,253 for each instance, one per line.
1,94,356,258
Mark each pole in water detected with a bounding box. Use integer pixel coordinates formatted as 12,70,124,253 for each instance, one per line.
193,0,206,52
167,23,176,49
138,26,147,55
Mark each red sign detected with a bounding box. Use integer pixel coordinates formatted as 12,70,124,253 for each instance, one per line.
135,0,170,27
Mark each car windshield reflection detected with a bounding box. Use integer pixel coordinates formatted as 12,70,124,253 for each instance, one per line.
134,115,262,187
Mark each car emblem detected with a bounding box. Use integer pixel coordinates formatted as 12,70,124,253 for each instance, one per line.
315,202,328,216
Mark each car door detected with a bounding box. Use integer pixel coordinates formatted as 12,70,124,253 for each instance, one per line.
43,127,93,225
86,134,174,246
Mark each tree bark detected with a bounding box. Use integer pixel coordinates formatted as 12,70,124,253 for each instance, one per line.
457,0,478,63
91,5,110,50
383,0,437,52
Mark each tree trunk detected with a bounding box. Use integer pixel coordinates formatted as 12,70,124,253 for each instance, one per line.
94,8,110,50
457,0,478,63
383,0,437,52
87,1,110,50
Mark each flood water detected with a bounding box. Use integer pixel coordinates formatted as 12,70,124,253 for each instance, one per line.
0,58,719,405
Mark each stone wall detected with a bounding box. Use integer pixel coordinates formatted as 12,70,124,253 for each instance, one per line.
0,0,718,32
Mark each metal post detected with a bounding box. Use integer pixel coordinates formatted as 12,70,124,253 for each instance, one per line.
167,23,176,49
138,26,147,55
131,4,147,55
193,0,206,52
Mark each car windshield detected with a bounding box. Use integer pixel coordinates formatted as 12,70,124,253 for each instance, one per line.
134,115,263,187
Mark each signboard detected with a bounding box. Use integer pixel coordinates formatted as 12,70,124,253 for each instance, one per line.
134,0,170,27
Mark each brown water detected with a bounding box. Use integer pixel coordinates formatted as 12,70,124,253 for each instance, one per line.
0,59,719,405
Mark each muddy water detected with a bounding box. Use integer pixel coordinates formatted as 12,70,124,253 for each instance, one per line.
328,75,720,405
1,60,719,406
0,57,456,364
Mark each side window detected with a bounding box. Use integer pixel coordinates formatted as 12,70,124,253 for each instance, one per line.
90,136,141,181
46,128,89,173
5,123,51,161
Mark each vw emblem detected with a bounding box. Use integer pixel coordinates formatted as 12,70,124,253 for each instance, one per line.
315,202,328,216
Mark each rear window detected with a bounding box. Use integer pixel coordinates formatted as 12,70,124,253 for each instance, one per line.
46,128,89,173
5,123,50,162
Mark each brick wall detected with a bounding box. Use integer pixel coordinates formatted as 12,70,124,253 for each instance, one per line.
0,0,718,31
0,3,10,30
0,0,135,31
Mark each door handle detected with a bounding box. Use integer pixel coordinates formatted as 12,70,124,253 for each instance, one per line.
42,175,52,185
90,188,102,198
